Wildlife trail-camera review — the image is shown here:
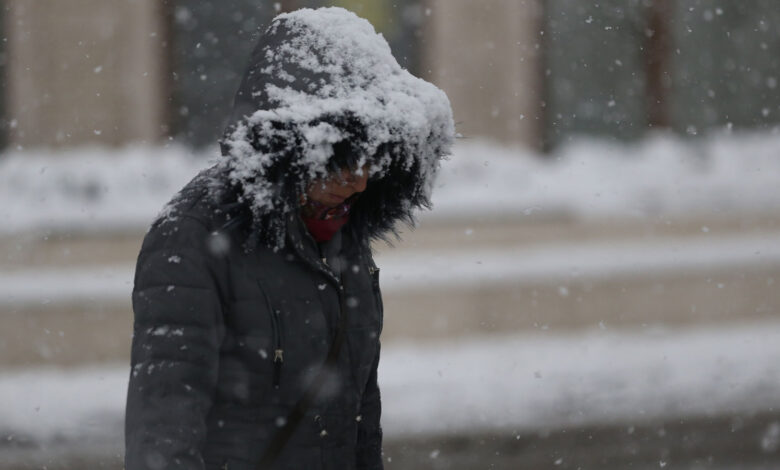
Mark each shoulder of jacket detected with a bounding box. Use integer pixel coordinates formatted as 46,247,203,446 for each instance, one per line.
151,167,235,232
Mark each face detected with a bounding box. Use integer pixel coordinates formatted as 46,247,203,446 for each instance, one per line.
306,165,370,207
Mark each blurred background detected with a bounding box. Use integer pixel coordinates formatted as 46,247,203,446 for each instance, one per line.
1,0,780,468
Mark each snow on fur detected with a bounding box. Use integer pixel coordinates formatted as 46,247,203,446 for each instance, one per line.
216,7,455,247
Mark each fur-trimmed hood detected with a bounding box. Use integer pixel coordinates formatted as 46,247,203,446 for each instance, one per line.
217,7,455,247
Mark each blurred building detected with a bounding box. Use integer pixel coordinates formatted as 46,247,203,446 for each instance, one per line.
3,0,168,147
1,0,779,151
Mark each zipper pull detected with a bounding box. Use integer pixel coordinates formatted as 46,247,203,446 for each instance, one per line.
322,257,328,266
273,349,283,388
315,414,328,438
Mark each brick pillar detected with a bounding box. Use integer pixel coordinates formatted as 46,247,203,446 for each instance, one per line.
5,0,167,148
422,0,543,148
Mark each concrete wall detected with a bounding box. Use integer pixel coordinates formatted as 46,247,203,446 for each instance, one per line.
5,0,167,148
423,0,543,148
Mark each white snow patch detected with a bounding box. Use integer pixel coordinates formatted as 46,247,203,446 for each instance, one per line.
149,326,169,336
379,322,780,436
429,132,780,221
0,265,132,305
1,131,780,235
375,232,780,291
0,365,125,443
1,322,779,443
0,144,207,235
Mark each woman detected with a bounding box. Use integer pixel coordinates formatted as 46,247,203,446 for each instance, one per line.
125,7,454,470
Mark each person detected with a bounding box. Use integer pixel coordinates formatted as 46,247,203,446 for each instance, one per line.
125,7,454,470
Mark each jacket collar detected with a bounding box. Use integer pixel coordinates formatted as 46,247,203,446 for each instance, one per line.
285,212,345,284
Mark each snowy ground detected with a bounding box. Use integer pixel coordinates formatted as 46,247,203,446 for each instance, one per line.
1,131,780,235
2,133,779,465
381,323,780,437
1,321,779,447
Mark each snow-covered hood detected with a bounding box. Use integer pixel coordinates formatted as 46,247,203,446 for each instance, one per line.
218,7,455,247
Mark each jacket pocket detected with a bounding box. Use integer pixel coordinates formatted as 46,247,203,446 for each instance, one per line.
258,282,285,389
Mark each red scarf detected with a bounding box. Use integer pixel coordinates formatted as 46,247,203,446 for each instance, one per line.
300,196,355,242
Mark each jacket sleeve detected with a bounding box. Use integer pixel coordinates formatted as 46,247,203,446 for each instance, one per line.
356,341,384,470
125,216,226,470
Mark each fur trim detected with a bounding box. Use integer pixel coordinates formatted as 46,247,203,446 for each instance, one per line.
217,7,455,248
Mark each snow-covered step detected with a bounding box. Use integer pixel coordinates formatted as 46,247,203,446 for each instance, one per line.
3,212,779,271
3,232,779,305
1,231,779,367
2,322,780,460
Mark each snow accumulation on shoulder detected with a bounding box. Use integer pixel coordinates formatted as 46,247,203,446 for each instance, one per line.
1,131,780,235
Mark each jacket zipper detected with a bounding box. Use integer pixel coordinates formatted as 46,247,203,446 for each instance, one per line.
270,308,283,388
259,282,284,389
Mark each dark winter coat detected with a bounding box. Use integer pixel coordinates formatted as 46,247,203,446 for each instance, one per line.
126,169,384,470
125,7,453,470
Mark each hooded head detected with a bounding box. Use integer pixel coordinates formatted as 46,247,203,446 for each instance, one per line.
218,7,455,248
